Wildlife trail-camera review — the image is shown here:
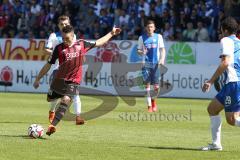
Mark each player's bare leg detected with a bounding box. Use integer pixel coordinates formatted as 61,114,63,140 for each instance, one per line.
46,96,71,136
201,98,224,151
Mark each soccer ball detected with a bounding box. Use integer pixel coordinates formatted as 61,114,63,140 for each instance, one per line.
27,124,44,138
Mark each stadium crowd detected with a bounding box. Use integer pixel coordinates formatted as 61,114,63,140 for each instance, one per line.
0,0,240,41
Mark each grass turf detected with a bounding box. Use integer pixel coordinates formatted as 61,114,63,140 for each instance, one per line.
0,92,239,160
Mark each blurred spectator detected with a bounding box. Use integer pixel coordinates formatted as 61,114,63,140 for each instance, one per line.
15,29,25,38
79,7,97,38
0,0,239,41
26,30,35,39
138,0,150,16
45,6,56,23
188,9,201,28
127,10,141,39
155,0,167,16
89,20,101,39
139,10,148,29
0,10,9,30
17,12,28,31
148,9,161,30
182,22,196,41
195,21,210,42
162,22,174,41
99,8,112,36
30,0,41,15
127,0,138,14
119,9,129,27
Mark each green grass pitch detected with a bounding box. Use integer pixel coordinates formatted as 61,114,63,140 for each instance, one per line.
0,92,240,160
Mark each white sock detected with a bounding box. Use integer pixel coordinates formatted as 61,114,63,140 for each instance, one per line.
73,95,81,116
234,117,240,127
49,99,58,112
146,87,151,107
210,115,222,146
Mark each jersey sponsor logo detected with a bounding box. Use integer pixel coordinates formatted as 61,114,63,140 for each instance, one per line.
167,42,196,64
146,43,157,49
65,52,80,61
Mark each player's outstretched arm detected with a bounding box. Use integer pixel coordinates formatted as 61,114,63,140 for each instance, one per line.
95,27,121,47
44,48,53,55
202,56,229,92
33,63,52,89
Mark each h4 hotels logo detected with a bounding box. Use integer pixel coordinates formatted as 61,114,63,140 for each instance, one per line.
0,66,13,87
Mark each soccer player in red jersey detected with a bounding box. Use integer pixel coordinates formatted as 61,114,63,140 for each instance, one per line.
33,25,121,136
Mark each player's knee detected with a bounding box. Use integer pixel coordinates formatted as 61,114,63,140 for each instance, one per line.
226,117,235,126
61,96,71,105
207,106,215,115
207,105,220,116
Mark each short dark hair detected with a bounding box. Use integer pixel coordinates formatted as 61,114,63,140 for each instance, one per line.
58,15,70,24
145,20,155,26
221,17,238,34
62,25,74,33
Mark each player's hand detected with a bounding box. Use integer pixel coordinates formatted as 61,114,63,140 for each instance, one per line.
202,81,212,92
142,46,147,55
159,59,165,65
111,27,121,36
33,80,40,89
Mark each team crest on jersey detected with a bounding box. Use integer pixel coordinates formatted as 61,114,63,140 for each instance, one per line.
153,39,157,42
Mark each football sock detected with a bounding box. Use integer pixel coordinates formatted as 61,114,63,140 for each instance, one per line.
210,115,222,146
51,103,68,126
73,95,81,116
234,116,240,127
151,99,156,106
146,86,151,107
49,99,58,112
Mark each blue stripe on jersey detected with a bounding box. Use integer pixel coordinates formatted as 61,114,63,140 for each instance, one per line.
142,33,159,64
229,35,240,79
55,32,63,43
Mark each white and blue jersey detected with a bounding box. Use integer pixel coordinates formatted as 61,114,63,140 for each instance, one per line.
137,33,165,84
216,35,240,112
220,35,240,83
137,33,165,66
46,32,63,70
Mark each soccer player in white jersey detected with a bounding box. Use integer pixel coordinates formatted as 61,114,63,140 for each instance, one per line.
45,15,84,125
202,17,240,151
137,20,166,112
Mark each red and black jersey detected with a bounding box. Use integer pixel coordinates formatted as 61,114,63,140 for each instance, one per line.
48,39,96,84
